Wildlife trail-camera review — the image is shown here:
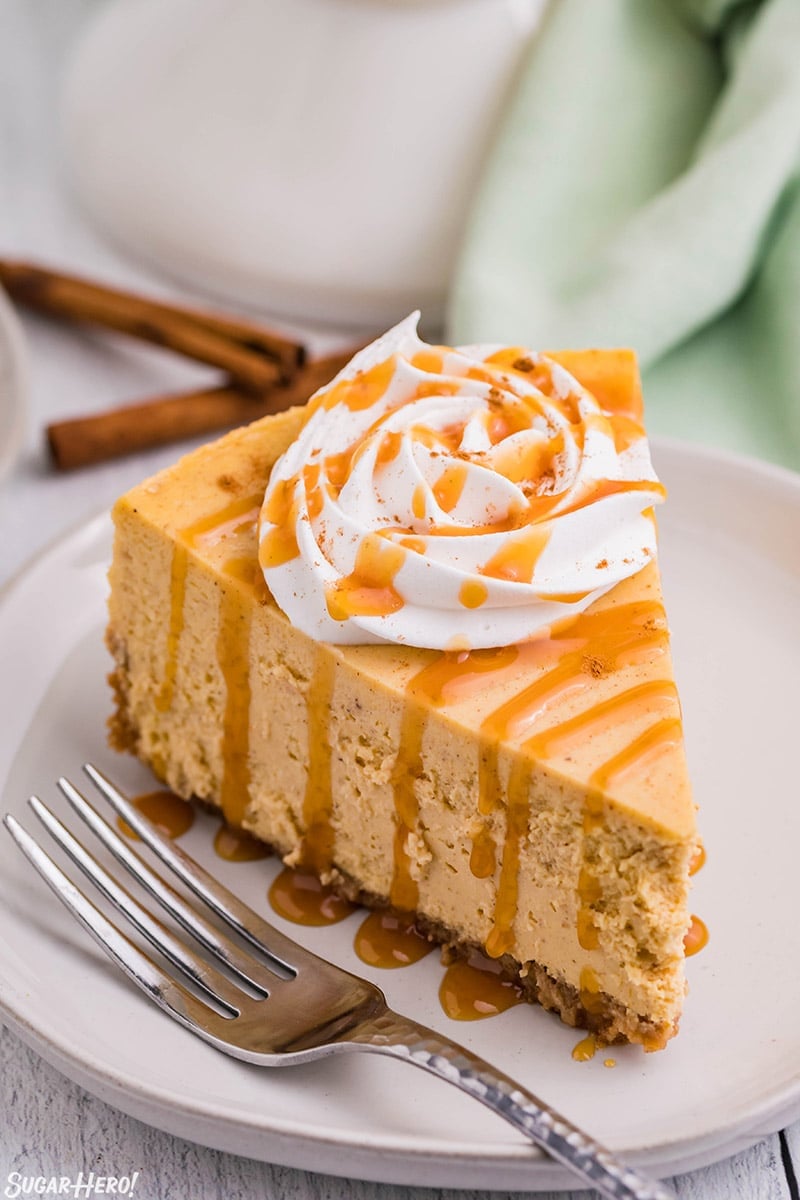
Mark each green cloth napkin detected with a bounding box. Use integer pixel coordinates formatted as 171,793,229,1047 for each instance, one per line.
447,0,800,470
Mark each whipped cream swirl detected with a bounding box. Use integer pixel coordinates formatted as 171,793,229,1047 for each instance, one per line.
258,314,665,649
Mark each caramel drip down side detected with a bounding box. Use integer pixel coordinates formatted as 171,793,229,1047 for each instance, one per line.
393,647,529,914
390,700,426,912
469,824,496,879
155,543,188,712
158,494,264,714
216,568,253,827
301,647,336,874
485,756,530,959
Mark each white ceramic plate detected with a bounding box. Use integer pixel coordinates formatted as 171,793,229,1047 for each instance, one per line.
0,285,28,482
1,440,799,1191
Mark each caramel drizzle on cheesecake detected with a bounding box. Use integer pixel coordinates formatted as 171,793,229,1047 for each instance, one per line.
216,573,253,827
159,492,684,978
158,494,263,824
388,597,680,963
300,647,337,873
475,601,671,958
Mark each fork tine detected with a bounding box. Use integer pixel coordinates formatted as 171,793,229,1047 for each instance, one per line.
57,776,273,995
27,796,243,1014
3,813,235,1040
84,763,302,978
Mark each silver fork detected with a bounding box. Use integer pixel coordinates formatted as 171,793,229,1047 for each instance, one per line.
3,763,675,1200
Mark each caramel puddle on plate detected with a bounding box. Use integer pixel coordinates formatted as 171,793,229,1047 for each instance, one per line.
571,1033,598,1063
353,911,434,969
684,914,709,958
689,843,706,876
213,823,272,863
439,951,525,1021
268,866,357,927
117,790,195,841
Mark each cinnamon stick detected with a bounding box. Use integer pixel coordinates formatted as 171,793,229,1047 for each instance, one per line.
47,349,357,471
0,260,305,392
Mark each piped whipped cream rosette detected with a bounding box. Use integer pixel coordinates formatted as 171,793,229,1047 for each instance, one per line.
258,314,665,650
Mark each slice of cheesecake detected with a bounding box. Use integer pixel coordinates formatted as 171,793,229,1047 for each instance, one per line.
107,345,696,1050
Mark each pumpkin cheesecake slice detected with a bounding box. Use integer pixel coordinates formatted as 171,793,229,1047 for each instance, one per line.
107,319,697,1050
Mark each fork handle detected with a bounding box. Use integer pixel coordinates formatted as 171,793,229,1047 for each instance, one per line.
349,1009,675,1200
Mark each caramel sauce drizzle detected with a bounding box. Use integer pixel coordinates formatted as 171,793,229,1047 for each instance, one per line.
406,645,521,708
158,493,263,713
268,866,356,926
259,477,300,569
590,717,683,793
689,843,706,876
325,534,406,622
222,554,269,602
307,355,395,417
684,914,709,957
189,495,263,547
526,679,678,760
571,1034,598,1062
484,756,529,958
410,349,445,374
380,596,675,967
353,910,433,968
156,544,188,713
439,951,524,1021
156,371,679,999
579,965,606,1016
390,699,425,912
213,822,272,862
389,644,525,913
376,429,403,469
118,790,194,841
469,824,496,878
478,523,552,584
576,864,603,951
300,646,336,874
157,495,267,829
610,413,646,454
432,463,468,514
475,600,671,959
459,579,488,609
482,601,667,747
216,569,253,827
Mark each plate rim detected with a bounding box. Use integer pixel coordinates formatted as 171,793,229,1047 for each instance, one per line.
1,439,800,1189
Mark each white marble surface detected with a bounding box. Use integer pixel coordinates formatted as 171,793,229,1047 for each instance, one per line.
0,3,797,1198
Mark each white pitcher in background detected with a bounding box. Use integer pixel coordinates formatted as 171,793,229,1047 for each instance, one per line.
62,0,545,328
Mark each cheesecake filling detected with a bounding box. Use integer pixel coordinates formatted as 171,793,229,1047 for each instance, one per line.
258,315,665,650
